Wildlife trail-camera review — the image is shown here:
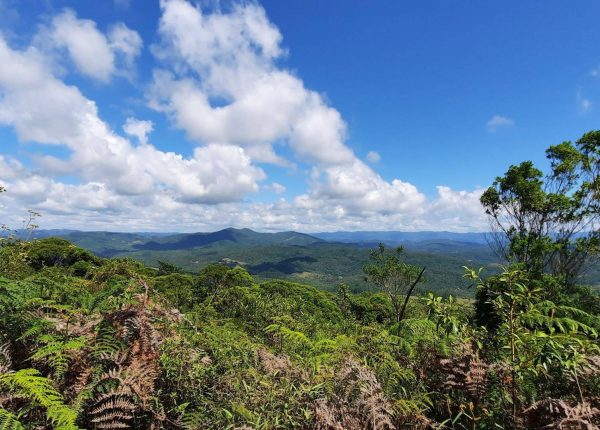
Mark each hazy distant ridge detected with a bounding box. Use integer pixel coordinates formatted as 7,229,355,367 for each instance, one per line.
313,231,490,244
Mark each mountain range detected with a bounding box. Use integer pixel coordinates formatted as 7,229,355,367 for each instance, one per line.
20,228,599,295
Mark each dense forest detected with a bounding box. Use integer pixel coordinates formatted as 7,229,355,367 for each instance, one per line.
22,228,504,297
0,131,598,429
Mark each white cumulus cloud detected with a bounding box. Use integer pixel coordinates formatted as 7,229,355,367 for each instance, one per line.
150,0,354,166
38,9,142,82
123,118,154,145
0,1,489,233
148,0,442,226
0,35,264,203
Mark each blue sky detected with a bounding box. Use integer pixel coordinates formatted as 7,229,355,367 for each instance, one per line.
0,0,599,232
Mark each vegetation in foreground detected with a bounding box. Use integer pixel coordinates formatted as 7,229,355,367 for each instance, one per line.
0,131,598,429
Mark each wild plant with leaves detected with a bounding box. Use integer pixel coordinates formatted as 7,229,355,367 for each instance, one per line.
0,132,599,429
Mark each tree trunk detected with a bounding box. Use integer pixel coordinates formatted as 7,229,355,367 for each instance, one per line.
397,267,426,323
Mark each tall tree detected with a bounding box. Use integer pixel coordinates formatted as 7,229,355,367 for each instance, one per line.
480,130,599,285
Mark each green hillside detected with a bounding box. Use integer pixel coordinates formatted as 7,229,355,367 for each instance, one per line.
117,242,498,296
34,229,503,296
28,228,600,295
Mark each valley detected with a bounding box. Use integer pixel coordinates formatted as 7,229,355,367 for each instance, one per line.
28,227,600,296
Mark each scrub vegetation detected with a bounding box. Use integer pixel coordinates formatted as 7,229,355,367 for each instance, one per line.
0,131,598,429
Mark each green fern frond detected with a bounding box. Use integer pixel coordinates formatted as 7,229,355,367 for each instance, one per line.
30,336,87,379
0,369,79,430
0,278,33,309
264,324,312,349
17,317,53,341
92,325,124,359
0,408,25,430
181,410,205,430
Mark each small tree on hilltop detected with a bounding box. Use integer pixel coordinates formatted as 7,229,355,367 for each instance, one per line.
363,243,425,324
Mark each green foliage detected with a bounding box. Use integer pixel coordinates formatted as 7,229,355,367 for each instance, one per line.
423,292,470,336
0,409,25,430
466,265,600,427
156,260,182,275
0,369,79,430
195,263,254,303
29,336,87,380
55,230,504,296
363,243,424,323
348,291,394,324
152,272,195,309
481,130,600,288
22,238,99,271
0,206,598,429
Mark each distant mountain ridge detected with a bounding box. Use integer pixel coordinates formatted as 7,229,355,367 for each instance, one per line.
133,228,323,251
21,228,494,259
313,230,490,244
15,228,599,293
25,227,324,256
25,228,490,248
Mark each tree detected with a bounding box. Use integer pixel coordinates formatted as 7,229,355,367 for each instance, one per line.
157,260,183,276
363,244,424,324
195,263,253,303
335,281,353,319
481,130,599,286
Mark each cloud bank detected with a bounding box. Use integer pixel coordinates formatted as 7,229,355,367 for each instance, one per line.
0,0,487,232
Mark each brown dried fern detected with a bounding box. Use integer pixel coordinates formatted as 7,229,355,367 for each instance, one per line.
438,343,489,400
87,284,173,429
523,398,600,429
256,348,293,376
313,358,395,430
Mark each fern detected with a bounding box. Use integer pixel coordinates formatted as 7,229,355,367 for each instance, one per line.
523,398,600,429
91,325,124,360
0,368,79,430
89,389,136,430
439,343,489,399
30,335,87,380
0,343,11,374
314,358,396,430
0,408,25,430
265,324,312,350
0,278,32,309
181,410,205,430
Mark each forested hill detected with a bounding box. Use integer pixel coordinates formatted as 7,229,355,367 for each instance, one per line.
20,228,503,296
19,228,600,295
27,228,491,252
25,227,324,255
